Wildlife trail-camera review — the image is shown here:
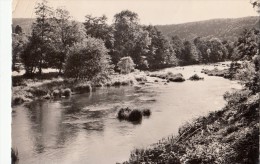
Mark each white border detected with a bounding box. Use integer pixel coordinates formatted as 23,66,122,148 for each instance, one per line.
0,0,12,163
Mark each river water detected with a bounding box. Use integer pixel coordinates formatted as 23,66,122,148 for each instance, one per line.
12,64,242,164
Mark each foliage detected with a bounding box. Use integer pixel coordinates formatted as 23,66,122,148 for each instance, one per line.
179,40,198,65
189,74,204,81
124,89,259,164
64,37,114,80
232,28,259,61
12,33,27,72
231,28,260,93
112,10,151,68
117,56,135,74
207,38,228,62
117,107,151,123
49,8,83,73
20,0,54,75
194,37,210,63
84,15,114,49
145,26,177,69
14,25,23,34
235,61,259,93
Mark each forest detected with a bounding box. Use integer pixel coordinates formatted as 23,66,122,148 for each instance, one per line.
12,1,259,81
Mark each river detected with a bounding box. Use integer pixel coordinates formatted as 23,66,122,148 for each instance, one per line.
12,63,242,164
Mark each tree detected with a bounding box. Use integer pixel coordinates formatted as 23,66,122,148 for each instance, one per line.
12,33,27,72
180,40,198,65
14,25,23,34
27,0,54,75
21,32,43,75
232,28,259,61
207,38,228,62
50,7,83,74
117,56,135,74
232,28,260,93
171,35,184,59
194,37,210,63
145,25,176,69
65,37,114,80
83,15,114,49
112,10,151,67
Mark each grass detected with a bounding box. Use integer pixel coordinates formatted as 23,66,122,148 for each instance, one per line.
122,89,259,163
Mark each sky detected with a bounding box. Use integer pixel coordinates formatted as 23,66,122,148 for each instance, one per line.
12,0,258,25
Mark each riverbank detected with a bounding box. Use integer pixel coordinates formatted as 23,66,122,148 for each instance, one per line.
123,89,259,163
11,62,231,106
12,62,245,164
121,63,259,163
12,71,148,106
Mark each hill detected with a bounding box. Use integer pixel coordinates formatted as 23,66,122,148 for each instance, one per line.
13,17,259,41
156,16,259,41
12,18,34,35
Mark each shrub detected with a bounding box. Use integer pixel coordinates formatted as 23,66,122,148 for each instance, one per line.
62,88,71,97
223,89,251,105
52,89,61,98
117,107,132,120
65,37,114,80
117,56,136,74
117,107,149,123
128,109,143,122
142,109,151,116
189,74,204,81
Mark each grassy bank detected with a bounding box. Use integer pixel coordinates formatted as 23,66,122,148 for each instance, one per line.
122,89,259,163
11,71,149,106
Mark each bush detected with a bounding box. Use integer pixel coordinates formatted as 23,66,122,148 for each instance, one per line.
128,109,143,122
117,107,151,123
117,56,135,74
189,74,204,81
62,88,71,97
223,89,251,105
235,61,259,93
65,37,114,80
52,89,61,98
142,109,151,116
118,107,132,120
